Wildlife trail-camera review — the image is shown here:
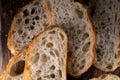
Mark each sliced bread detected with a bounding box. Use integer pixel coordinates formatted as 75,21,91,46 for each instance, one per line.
89,0,120,71
42,0,96,77
24,27,67,80
0,47,27,80
90,74,120,80
7,0,54,55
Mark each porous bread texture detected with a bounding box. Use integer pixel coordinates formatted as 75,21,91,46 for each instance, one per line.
42,0,96,77
7,0,53,55
89,0,120,71
90,74,120,80
0,47,27,80
24,27,67,80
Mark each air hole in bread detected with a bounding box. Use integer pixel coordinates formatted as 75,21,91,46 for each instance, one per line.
82,32,89,40
50,73,55,78
18,29,23,35
75,46,78,50
81,60,85,64
59,70,62,78
25,19,29,24
108,17,110,21
56,8,59,12
80,65,84,69
109,1,113,4
115,53,117,59
35,16,39,20
23,9,29,17
40,54,47,62
109,6,112,9
101,75,107,79
37,77,42,80
47,1,51,11
50,51,55,57
31,8,35,15
71,62,75,67
54,49,59,57
12,30,16,34
46,42,53,48
76,63,79,67
41,40,47,45
23,32,27,37
82,42,90,52
36,70,41,74
59,33,64,40
27,36,30,39
100,10,105,15
77,30,81,34
50,65,55,70
75,9,83,18
32,22,35,25
43,14,46,18
106,64,112,69
115,13,117,21
96,51,103,61
30,25,34,30
10,60,25,76
49,30,56,34
31,53,39,63
16,18,22,24
43,22,49,27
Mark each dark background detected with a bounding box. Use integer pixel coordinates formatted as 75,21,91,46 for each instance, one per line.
0,0,120,80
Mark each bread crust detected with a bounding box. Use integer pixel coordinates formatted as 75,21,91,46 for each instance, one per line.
70,2,96,78
42,0,96,77
90,74,120,80
89,0,120,72
0,46,27,80
7,0,54,55
24,27,67,80
7,0,37,55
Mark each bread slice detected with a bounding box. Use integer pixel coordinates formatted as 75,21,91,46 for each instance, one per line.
24,27,67,80
89,0,120,71
7,0,54,55
0,46,27,80
90,74,120,80
42,0,96,77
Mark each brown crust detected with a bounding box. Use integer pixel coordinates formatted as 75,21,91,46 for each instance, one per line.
67,2,96,78
42,0,96,77
90,74,120,80
91,2,119,72
7,0,54,55
41,0,54,25
94,62,118,72
24,27,67,80
0,46,27,79
7,0,38,55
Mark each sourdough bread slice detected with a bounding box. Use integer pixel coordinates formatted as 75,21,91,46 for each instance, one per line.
89,0,120,71
42,0,96,77
90,74,120,80
24,27,67,80
0,47,27,80
7,0,53,55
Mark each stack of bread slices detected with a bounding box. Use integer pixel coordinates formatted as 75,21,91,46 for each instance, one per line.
0,0,120,79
